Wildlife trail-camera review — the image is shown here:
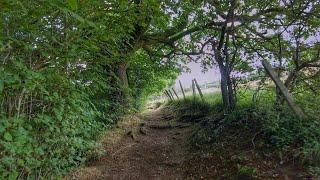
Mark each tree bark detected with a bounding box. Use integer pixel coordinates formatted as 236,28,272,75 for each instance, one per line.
117,61,129,87
214,49,234,111
261,60,306,119
226,69,235,109
116,61,130,106
219,64,231,110
275,69,284,107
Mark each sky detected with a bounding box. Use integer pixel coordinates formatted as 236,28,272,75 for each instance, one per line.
174,62,220,89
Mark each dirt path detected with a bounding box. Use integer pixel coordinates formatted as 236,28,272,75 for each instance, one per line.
68,107,314,180
69,108,194,180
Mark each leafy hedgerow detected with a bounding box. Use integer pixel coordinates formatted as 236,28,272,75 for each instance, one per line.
0,1,178,179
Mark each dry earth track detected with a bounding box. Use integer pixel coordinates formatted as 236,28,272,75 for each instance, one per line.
68,106,313,180
68,108,194,180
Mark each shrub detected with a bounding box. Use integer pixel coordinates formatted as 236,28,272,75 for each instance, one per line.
167,91,320,172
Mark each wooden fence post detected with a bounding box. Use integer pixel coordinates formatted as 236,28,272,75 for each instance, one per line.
192,79,196,101
172,88,180,100
194,78,204,102
261,60,306,119
168,89,175,100
166,90,173,101
165,90,172,101
179,80,186,100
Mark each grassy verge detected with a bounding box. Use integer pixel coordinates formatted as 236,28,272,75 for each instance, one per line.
166,90,320,177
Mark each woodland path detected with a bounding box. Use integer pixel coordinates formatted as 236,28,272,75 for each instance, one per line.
68,106,309,180
68,107,195,180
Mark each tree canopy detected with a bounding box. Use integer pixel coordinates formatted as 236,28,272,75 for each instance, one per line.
0,0,319,179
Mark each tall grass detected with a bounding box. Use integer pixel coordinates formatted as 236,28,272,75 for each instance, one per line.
165,90,320,173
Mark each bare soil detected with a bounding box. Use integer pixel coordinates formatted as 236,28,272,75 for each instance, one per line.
68,108,194,180
67,106,313,180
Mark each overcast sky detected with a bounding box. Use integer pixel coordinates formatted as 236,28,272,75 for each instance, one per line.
174,62,220,88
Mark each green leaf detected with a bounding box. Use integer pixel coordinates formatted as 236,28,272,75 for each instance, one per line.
67,0,77,10
4,132,13,141
17,159,24,166
0,125,5,133
8,171,18,180
35,147,45,155
0,80,3,93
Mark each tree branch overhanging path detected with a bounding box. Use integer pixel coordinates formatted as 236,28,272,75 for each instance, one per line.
1,0,320,179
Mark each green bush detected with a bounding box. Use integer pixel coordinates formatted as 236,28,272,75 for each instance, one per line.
167,91,320,171
0,1,179,178
0,70,105,178
230,91,320,167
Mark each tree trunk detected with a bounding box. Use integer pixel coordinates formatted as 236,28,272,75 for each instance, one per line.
214,50,236,111
116,61,130,106
117,61,129,88
218,62,230,110
275,87,283,108
261,60,306,119
278,70,296,105
226,72,235,109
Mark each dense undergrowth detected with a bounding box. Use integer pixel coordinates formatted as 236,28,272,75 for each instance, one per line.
0,1,178,179
1,0,320,179
166,91,320,176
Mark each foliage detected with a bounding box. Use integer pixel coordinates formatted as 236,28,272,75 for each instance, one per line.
166,91,320,173
237,166,258,178
128,50,179,109
1,0,320,178
0,0,179,178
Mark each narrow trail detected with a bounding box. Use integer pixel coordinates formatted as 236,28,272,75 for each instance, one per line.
68,106,312,180
69,108,194,180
